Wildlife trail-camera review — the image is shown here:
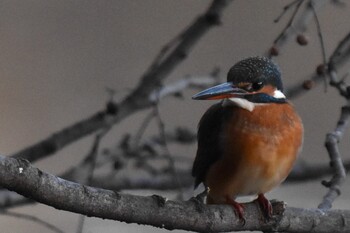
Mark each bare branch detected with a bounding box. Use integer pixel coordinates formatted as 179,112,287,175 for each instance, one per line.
1,155,350,233
268,0,333,57
154,101,184,199
318,106,349,209
272,0,304,46
149,72,221,102
11,0,233,163
287,159,350,182
329,31,350,71
285,30,350,100
310,1,328,90
1,156,350,210
81,129,109,184
310,2,327,64
131,110,157,150
76,129,108,233
122,0,232,109
273,0,302,23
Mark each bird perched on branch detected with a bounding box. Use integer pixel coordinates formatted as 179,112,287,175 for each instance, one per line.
192,57,303,222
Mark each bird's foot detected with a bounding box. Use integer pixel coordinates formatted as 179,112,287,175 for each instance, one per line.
225,196,245,225
255,194,273,221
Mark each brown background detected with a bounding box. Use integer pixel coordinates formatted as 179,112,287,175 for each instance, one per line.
0,1,349,232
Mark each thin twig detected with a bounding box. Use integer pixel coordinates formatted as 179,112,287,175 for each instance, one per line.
153,91,184,200
131,73,220,151
285,30,350,100
76,128,110,233
131,109,156,150
0,210,65,233
310,3,327,65
274,0,302,23
273,0,304,45
310,1,328,91
267,0,331,57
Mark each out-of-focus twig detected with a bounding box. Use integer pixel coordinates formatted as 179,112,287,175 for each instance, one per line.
274,0,302,23
0,210,65,233
76,128,109,233
318,103,349,209
287,159,350,182
328,31,350,78
267,0,330,57
131,110,157,150
310,1,328,90
11,0,233,163
285,30,350,100
149,68,221,102
153,92,184,199
272,0,304,46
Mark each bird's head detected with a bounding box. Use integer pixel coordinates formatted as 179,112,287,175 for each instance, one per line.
192,57,286,111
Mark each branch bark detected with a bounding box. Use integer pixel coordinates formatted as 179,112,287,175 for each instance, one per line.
1,157,350,210
1,155,350,233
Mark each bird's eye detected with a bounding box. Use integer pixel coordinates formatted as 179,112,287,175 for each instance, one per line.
249,82,264,91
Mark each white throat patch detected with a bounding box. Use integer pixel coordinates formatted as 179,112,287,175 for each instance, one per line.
223,98,256,112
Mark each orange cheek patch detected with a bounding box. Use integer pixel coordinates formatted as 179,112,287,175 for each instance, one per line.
259,85,275,95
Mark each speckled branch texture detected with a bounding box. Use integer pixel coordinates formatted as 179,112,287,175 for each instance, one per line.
1,155,350,233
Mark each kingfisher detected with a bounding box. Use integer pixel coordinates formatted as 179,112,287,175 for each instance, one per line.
192,57,303,221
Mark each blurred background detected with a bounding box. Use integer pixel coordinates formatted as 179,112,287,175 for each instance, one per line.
0,0,349,232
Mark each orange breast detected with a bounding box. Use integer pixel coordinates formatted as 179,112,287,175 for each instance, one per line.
205,102,303,204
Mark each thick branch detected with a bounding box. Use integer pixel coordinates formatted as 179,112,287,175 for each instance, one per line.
11,0,233,163
1,156,350,233
2,156,350,210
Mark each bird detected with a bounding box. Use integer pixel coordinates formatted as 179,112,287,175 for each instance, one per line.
191,56,303,222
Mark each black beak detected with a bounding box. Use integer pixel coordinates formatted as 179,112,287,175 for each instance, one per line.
192,82,247,100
